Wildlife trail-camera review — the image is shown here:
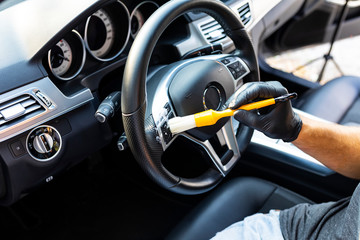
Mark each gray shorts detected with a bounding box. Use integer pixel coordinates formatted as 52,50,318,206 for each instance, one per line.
210,210,284,240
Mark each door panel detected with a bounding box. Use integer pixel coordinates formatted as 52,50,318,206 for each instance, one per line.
265,0,360,52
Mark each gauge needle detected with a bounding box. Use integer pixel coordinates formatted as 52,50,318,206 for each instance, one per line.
57,54,70,61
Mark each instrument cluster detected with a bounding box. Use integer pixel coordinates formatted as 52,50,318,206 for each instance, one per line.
47,0,159,81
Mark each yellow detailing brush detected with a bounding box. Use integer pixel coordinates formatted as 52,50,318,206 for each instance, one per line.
168,93,297,134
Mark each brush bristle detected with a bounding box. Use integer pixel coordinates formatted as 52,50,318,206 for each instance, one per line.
168,115,196,134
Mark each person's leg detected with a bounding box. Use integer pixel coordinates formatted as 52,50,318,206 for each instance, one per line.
210,210,284,240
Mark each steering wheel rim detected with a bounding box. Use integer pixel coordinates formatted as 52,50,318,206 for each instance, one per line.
121,0,259,195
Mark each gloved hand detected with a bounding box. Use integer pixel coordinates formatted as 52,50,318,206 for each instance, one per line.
226,81,302,142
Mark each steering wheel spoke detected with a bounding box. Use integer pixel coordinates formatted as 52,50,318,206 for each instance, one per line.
182,118,240,176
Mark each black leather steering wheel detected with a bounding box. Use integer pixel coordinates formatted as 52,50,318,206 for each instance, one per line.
121,0,259,195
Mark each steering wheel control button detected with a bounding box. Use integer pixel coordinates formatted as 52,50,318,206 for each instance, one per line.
164,103,172,114
228,67,237,79
10,140,26,157
227,62,242,79
221,59,230,64
160,108,168,122
160,121,172,144
26,125,62,161
221,57,250,80
228,62,243,78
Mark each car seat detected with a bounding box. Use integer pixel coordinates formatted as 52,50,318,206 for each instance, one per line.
296,76,360,125
166,177,313,240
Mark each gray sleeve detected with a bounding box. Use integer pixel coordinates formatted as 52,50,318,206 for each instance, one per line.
280,183,360,240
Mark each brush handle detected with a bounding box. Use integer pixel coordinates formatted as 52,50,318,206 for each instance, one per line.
238,98,275,110
194,98,276,127
194,109,234,127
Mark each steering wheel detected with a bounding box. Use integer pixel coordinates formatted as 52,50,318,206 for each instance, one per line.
121,0,259,195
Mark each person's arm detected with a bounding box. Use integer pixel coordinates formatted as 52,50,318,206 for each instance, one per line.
293,115,360,179
228,81,360,179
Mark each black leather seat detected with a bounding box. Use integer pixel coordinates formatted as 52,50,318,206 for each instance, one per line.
296,76,360,125
166,177,313,240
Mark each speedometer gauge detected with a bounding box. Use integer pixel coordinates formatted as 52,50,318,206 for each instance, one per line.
49,39,73,76
48,30,86,81
87,9,115,58
85,1,130,62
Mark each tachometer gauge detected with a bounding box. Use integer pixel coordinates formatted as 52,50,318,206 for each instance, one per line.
85,1,130,62
49,39,73,77
130,1,159,38
48,30,86,81
131,9,145,38
86,9,115,58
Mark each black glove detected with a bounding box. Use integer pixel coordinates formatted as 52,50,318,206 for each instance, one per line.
226,81,302,142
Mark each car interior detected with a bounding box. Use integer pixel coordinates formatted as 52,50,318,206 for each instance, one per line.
0,0,360,239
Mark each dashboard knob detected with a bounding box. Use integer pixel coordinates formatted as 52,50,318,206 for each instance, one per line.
26,125,62,161
33,133,54,154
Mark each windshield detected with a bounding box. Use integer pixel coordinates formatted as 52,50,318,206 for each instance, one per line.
0,0,26,11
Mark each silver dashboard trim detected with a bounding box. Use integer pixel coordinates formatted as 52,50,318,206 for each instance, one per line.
0,77,93,142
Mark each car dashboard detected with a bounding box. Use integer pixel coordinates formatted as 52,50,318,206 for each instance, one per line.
0,0,300,206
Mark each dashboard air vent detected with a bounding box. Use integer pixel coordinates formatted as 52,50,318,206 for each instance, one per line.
0,95,45,128
238,3,251,26
199,2,251,44
199,20,227,44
